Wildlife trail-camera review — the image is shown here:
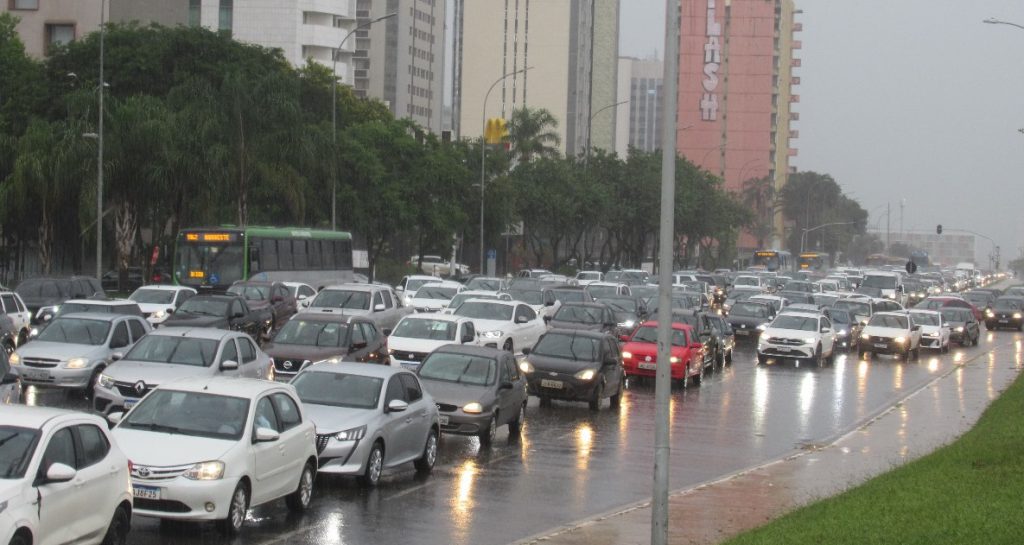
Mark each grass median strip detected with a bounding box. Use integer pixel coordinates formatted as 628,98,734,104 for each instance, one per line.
725,371,1024,545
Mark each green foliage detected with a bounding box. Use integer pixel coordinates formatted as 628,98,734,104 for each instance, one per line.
779,171,867,259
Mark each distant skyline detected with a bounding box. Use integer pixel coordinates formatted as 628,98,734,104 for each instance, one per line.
620,0,1024,267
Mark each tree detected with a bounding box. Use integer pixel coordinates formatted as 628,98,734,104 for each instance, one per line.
507,107,561,163
740,176,776,249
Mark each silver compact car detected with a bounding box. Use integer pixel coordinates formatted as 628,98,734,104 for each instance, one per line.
290,362,439,487
92,327,274,415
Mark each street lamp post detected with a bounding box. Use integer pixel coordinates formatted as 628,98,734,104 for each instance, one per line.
96,0,106,280
585,99,629,159
801,221,855,254
330,12,397,231
479,67,531,274
983,17,1024,30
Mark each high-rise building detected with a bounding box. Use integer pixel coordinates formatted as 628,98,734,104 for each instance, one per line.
676,0,801,253
354,0,446,133
615,56,664,156
2,0,104,58
452,0,619,156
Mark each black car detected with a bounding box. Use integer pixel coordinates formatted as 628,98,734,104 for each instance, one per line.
597,296,648,338
725,301,775,341
670,309,717,371
706,314,734,366
940,307,980,346
228,280,298,331
263,314,389,378
162,294,273,339
984,296,1024,331
522,329,625,411
644,293,703,315
15,276,105,323
545,303,618,334
829,309,861,351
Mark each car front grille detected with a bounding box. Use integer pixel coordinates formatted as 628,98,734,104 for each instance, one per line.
131,463,191,482
769,338,804,346
134,498,191,513
115,382,154,398
868,336,893,344
22,358,59,368
274,358,308,373
396,351,429,362
316,434,331,454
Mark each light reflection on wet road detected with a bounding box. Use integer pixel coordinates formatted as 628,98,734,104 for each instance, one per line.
25,332,1019,545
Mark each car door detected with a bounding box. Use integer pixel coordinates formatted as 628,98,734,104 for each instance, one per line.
347,322,371,361
250,395,290,502
35,426,84,545
2,293,29,334
820,317,835,354
495,357,517,423
381,376,415,463
127,318,149,346
398,373,431,452
218,338,242,377
270,392,309,496
363,323,387,363
72,423,119,540
237,336,264,378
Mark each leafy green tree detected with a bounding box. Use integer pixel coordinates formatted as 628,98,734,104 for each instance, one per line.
507,107,561,163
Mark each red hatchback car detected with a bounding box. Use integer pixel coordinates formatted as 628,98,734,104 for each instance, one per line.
621,321,706,387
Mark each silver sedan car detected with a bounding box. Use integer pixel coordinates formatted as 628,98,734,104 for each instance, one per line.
290,362,439,486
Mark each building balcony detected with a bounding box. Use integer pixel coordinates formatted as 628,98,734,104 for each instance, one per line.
300,23,356,56
792,40,802,50
792,58,802,67
300,0,355,20
789,94,800,103
790,111,800,121
789,130,799,139
793,22,803,32
788,148,799,157
792,76,801,85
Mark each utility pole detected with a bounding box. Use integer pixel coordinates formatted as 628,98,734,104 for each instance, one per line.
899,198,904,241
886,202,891,253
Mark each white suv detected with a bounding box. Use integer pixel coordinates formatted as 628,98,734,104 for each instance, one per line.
756,311,837,365
859,311,922,360
110,377,317,535
1,405,133,545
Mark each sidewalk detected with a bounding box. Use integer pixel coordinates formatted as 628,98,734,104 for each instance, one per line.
515,340,1023,545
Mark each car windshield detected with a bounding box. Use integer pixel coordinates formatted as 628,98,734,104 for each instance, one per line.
125,335,220,367
730,303,769,318
941,309,970,322
553,305,603,324
272,320,348,347
227,285,269,302
55,302,115,316
910,313,940,326
863,275,897,289
830,310,852,325
392,318,457,341
292,371,383,409
771,315,819,332
36,318,110,345
532,333,600,361
122,390,249,440
130,289,176,305
918,299,948,310
508,289,544,305
465,278,502,291
587,285,619,298
963,293,990,305
0,426,39,479
785,282,813,293
414,287,459,301
449,293,498,309
577,272,601,280
994,298,1023,311
454,301,513,321
834,301,870,318
177,298,229,317
868,314,909,329
406,278,435,292
419,353,497,385
630,326,688,346
312,290,371,310
734,277,759,286
552,290,587,303
600,298,637,313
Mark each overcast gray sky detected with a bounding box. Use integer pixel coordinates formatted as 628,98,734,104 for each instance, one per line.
620,1,1024,266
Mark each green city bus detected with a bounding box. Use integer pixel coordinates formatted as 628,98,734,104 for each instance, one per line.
174,226,354,292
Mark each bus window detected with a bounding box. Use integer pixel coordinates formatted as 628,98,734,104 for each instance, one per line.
277,240,293,270
308,240,322,269
294,240,308,269
324,240,337,269
261,239,278,271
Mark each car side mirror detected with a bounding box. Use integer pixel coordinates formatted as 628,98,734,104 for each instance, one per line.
383,328,393,337
516,315,529,324
619,334,631,342
386,399,409,413
374,304,386,312
107,412,124,426
396,286,405,292
545,300,554,307
462,333,474,344
913,325,921,331
521,347,531,356
255,427,279,442
821,327,831,334
298,294,308,301
689,343,703,350
44,463,77,484
543,315,552,323
499,381,514,390
111,352,124,361
221,360,239,371
232,311,245,318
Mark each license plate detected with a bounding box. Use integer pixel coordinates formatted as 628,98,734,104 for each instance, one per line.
875,343,887,348
999,320,1008,324
638,362,658,370
399,362,419,371
438,415,449,425
776,347,791,352
540,379,563,389
736,330,750,336
133,485,160,500
22,370,49,380
124,398,139,409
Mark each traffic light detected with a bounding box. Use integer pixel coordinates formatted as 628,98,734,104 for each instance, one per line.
936,224,943,235
484,117,508,145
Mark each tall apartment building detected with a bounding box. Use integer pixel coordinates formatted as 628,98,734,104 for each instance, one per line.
354,0,445,133
452,0,619,156
677,0,801,252
615,56,663,156
2,0,103,58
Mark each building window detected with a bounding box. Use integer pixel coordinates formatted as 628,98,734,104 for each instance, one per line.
10,0,38,10
45,23,75,54
219,0,233,35
188,0,201,27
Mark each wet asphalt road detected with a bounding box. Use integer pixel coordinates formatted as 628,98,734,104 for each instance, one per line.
24,330,1016,545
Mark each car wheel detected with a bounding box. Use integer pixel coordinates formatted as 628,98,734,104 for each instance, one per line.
609,379,623,409
100,505,130,545
716,349,725,369
9,534,29,545
414,429,439,473
725,349,733,365
359,442,385,487
589,381,604,411
985,322,993,331
84,366,104,400
17,330,28,346
756,354,767,366
508,402,526,435
1,342,13,358
479,414,498,446
216,482,249,536
692,363,703,387
814,345,824,367
911,346,920,361
860,350,870,360
285,462,315,512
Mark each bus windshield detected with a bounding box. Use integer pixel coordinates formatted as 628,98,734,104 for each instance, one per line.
175,241,244,287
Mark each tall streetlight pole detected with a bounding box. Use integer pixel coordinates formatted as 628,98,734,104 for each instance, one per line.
330,12,397,231
96,0,106,280
983,17,1024,30
586,99,629,159
801,221,855,253
479,67,531,274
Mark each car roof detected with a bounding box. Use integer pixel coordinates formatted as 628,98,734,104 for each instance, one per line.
872,311,908,318
406,274,442,280
0,404,103,429
416,281,464,289
133,285,192,291
462,298,516,307
63,298,136,306
588,282,626,287
155,376,293,397
398,313,466,323
149,326,237,340
636,320,693,332
434,344,511,357
909,309,941,316
287,313,370,325
300,361,409,379
190,294,237,302
320,283,382,293
543,328,612,340
57,312,125,322
558,302,606,309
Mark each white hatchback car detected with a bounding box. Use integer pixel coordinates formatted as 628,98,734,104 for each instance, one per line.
452,299,546,354
110,377,317,535
756,311,837,365
909,310,950,352
388,313,480,369
128,285,197,326
1,405,132,545
408,281,465,313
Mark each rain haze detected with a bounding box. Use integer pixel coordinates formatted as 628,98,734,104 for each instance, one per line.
620,0,1024,267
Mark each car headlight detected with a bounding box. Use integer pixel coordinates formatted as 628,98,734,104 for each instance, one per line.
575,369,597,381
837,329,848,336
65,357,89,369
804,338,816,345
894,337,906,344
986,310,994,317
621,351,633,360
99,374,116,389
335,425,366,441
462,402,484,414
955,326,964,332
320,356,344,364
669,356,680,364
760,334,772,342
756,324,768,331
519,360,534,373
886,293,895,299
618,320,635,329
183,461,225,480
152,310,168,319
29,327,39,338
8,353,19,366
861,333,870,340
1015,313,1022,320
480,330,504,339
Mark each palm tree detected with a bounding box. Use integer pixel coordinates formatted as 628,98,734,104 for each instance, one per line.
741,176,776,248
507,107,561,163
